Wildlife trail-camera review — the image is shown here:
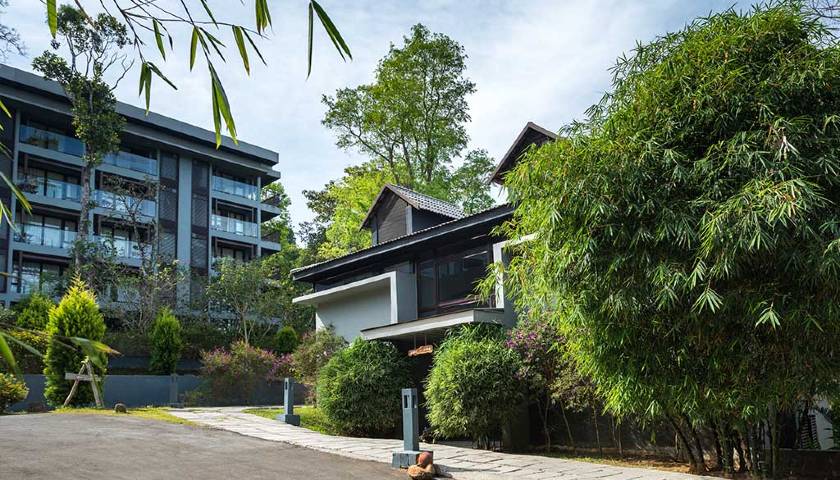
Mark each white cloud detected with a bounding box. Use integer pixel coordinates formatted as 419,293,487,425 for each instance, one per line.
1,0,740,228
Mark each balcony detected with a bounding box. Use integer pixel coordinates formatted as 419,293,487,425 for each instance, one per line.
212,176,258,201
19,125,85,157
102,151,158,176
94,235,148,260
211,214,258,238
95,190,156,217
18,176,81,202
14,223,76,250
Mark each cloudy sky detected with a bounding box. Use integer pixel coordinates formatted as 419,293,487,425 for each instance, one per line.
2,0,742,228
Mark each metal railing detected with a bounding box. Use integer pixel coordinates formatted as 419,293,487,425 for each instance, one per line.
102,150,158,175
19,175,82,202
211,214,258,238
14,223,76,249
95,190,156,217
212,176,258,201
94,235,148,260
18,125,85,157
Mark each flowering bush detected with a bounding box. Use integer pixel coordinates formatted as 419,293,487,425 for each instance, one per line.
0,373,28,412
291,327,346,388
198,341,286,405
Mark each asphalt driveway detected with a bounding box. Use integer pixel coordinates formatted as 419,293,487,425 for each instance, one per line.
0,413,403,479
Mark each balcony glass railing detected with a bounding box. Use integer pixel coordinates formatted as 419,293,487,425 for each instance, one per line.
19,176,82,202
95,190,156,217
211,214,258,238
102,151,158,176
18,125,85,157
14,223,76,249
212,176,258,201
94,235,147,259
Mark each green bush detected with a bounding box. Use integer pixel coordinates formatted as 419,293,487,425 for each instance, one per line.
43,277,107,406
195,341,287,406
148,307,183,375
291,327,346,389
14,293,55,330
7,329,50,373
317,339,411,437
274,325,299,354
425,325,523,447
0,373,28,412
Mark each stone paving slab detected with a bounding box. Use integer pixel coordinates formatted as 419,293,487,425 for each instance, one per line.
169,407,710,480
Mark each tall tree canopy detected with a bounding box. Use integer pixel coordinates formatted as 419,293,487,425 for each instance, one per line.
312,24,496,260
497,3,840,475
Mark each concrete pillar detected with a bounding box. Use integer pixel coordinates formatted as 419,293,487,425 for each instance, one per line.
391,388,431,468
275,377,300,426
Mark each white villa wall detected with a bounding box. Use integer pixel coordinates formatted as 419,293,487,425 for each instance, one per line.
315,285,392,340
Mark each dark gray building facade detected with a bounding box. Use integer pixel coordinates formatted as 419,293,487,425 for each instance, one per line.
0,65,282,306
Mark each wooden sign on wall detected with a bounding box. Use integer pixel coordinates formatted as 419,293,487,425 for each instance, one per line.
408,345,433,357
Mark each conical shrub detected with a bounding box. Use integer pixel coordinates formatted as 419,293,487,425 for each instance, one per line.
43,277,106,406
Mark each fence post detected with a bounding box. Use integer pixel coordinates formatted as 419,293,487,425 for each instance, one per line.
391,388,432,468
169,373,179,406
275,377,300,426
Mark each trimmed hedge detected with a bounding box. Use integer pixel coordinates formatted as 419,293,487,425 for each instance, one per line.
317,339,411,437
148,307,182,375
425,325,523,446
14,293,55,330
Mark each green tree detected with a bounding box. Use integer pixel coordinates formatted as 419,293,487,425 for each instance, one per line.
496,3,840,475
425,325,522,448
317,339,411,436
207,258,277,345
32,6,129,270
148,307,182,375
43,277,106,406
290,327,346,393
14,293,55,331
274,326,299,355
315,23,496,259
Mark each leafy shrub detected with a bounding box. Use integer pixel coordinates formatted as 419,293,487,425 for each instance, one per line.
148,307,183,375
6,329,50,373
197,341,285,405
291,327,346,389
179,320,237,359
14,293,55,330
102,330,150,357
274,325,299,354
317,339,411,436
425,325,523,447
43,277,107,406
0,373,28,412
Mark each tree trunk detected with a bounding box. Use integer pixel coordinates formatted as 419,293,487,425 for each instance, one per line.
541,395,552,453
667,413,700,474
768,405,780,480
559,401,575,453
733,432,747,473
712,426,724,471
683,414,706,472
76,160,92,269
592,409,602,456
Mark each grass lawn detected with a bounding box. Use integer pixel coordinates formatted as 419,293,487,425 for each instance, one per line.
242,406,337,435
53,406,196,426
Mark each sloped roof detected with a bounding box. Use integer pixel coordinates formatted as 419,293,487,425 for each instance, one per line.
360,184,464,230
489,122,557,185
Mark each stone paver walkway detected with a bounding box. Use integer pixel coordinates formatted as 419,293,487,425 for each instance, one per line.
169,407,708,480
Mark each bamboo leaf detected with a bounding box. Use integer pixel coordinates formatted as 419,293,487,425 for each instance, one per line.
209,65,237,145
255,0,272,34
47,0,57,38
190,28,200,70
0,332,20,376
153,19,166,60
0,98,10,118
147,62,178,90
311,1,352,61
200,0,218,25
307,2,314,78
232,26,250,74
243,30,266,66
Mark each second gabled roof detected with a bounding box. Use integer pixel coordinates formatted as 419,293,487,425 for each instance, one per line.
360,184,464,230
489,122,557,185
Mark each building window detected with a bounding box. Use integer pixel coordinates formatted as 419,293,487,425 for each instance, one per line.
417,246,490,316
11,261,64,294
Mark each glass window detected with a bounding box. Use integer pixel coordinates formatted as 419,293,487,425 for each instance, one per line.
417,247,489,313
418,260,435,311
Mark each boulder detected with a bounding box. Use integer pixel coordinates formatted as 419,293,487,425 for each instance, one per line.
114,403,128,413
407,465,432,480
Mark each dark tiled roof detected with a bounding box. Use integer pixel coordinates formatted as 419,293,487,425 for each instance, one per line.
388,184,464,219
293,203,512,281
360,184,464,230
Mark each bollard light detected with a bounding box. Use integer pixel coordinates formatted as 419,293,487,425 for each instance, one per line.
391,388,432,468
275,377,300,426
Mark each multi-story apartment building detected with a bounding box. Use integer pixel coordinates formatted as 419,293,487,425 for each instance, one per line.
0,65,282,306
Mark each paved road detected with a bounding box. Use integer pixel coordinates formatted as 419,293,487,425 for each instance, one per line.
0,414,403,480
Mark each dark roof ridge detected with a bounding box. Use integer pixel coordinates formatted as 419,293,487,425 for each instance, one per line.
360,183,464,230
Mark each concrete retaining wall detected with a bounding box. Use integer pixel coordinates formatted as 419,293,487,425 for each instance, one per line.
9,374,303,411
